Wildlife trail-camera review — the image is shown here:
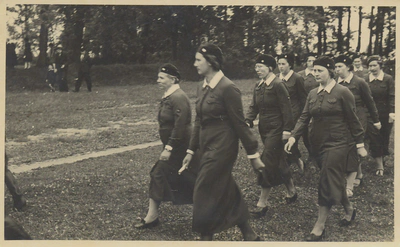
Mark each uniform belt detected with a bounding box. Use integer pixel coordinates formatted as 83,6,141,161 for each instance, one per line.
201,117,231,128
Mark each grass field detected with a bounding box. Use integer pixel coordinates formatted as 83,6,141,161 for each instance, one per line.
4,67,394,242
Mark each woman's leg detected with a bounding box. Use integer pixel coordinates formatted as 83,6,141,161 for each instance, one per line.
143,198,160,222
238,221,258,241
311,205,331,235
257,187,271,207
375,156,384,176
341,194,354,221
284,178,296,197
345,172,357,196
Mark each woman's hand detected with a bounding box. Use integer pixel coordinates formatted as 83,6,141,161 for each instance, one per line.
250,157,265,172
284,137,296,154
179,154,192,175
357,147,368,157
159,149,171,161
389,113,395,123
374,122,382,130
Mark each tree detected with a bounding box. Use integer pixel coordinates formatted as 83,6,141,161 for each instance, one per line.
345,7,351,51
356,6,363,53
368,6,375,55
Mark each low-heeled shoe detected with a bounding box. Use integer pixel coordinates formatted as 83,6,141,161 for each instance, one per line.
250,206,268,218
285,193,298,204
134,218,160,229
339,208,356,227
305,229,325,241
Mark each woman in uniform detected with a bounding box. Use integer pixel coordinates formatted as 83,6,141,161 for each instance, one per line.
365,55,395,176
284,56,367,241
245,54,297,218
277,53,307,172
135,64,198,229
298,53,319,158
180,43,264,241
352,54,369,79
334,55,380,196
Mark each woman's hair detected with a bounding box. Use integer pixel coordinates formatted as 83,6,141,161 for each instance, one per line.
328,69,335,79
167,74,180,84
367,55,383,68
197,43,224,71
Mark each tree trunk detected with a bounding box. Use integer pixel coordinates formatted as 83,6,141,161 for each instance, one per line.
36,23,48,67
71,6,85,63
378,7,385,55
368,6,375,55
337,8,343,52
317,7,325,55
356,7,362,52
346,7,351,51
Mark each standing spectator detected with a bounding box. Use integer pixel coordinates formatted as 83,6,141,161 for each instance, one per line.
277,53,307,172
23,37,33,69
135,64,199,229
6,43,18,69
245,54,297,218
334,55,380,196
365,55,395,176
55,47,68,92
47,43,57,71
73,54,93,92
46,64,57,92
285,56,366,241
352,54,369,79
180,43,264,241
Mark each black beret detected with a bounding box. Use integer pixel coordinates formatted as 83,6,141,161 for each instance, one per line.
306,53,318,59
198,43,223,67
159,63,181,80
256,54,276,70
352,54,361,60
367,55,382,65
277,53,295,67
334,55,352,66
314,56,335,70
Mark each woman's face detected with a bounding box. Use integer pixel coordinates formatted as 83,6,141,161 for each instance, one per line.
353,58,362,68
254,63,270,79
306,56,316,69
278,58,291,75
335,62,349,78
368,61,381,76
313,65,330,83
194,52,212,76
157,72,174,89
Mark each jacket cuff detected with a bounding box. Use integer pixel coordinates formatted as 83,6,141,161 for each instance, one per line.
186,149,194,155
356,143,365,148
247,152,260,159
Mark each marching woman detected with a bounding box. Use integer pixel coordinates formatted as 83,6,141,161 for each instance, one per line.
284,56,367,241
180,43,265,241
298,53,319,158
334,55,380,195
352,54,369,79
277,53,307,171
365,55,395,176
135,64,199,229
245,54,297,218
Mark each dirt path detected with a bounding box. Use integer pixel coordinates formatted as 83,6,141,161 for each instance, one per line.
8,140,162,174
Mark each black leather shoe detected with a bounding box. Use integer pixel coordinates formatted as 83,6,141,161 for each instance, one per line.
134,218,160,229
305,229,325,241
285,193,298,204
339,208,356,227
244,236,263,241
250,206,268,218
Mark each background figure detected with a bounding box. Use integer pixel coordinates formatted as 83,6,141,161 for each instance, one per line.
6,43,18,69
55,48,68,92
285,56,366,241
5,216,32,240
181,43,264,241
334,55,380,197
245,54,297,219
277,53,307,172
352,54,369,79
74,55,93,92
5,154,27,211
135,64,199,229
23,37,33,69
46,64,57,92
365,55,395,176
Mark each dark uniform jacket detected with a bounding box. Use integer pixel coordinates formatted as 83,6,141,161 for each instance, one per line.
337,73,380,124
279,70,307,120
353,66,369,79
298,68,319,93
365,72,395,118
291,80,364,153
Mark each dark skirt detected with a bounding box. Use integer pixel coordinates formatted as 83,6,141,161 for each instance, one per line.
193,124,249,235
316,145,350,207
257,122,292,188
149,143,199,205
